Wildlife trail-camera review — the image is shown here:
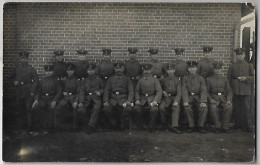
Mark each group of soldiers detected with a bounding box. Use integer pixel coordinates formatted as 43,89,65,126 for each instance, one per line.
10,46,255,134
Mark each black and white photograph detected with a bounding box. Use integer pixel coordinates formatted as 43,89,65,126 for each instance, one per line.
2,1,256,162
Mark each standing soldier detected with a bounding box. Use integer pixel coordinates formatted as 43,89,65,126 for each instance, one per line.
159,63,182,133
103,62,134,130
10,51,38,131
96,48,114,85
55,63,80,131
53,50,67,81
174,48,188,79
227,48,254,132
75,49,89,82
197,46,215,79
148,48,166,79
32,65,62,132
78,63,103,133
134,64,162,132
182,61,208,133
207,61,233,133
124,47,142,88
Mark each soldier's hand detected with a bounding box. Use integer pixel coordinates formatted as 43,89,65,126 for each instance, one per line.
50,101,57,109
200,103,207,108
238,76,247,81
63,92,68,96
183,102,189,107
122,103,127,108
226,101,232,106
103,102,109,107
32,100,38,109
150,101,158,107
172,102,179,107
163,91,168,98
78,103,84,107
210,99,217,104
95,91,101,96
14,81,19,86
135,100,141,105
72,102,78,109
125,101,131,106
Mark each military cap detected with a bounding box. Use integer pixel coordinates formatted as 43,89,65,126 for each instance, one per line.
212,61,223,69
88,63,96,70
44,65,54,72
174,48,185,55
202,46,213,53
187,61,198,67
54,50,64,56
148,48,159,55
114,61,124,69
102,48,112,55
128,47,138,54
77,49,88,55
166,63,176,70
234,48,245,55
18,51,29,58
66,63,76,70
141,63,153,70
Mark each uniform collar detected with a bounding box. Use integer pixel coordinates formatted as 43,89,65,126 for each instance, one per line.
115,73,123,78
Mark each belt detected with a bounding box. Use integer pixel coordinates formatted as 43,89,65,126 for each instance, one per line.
19,81,32,85
101,76,108,80
77,77,85,80
190,92,198,96
212,92,223,96
42,93,53,96
113,91,126,95
153,75,161,78
65,92,76,95
57,77,64,80
168,93,177,97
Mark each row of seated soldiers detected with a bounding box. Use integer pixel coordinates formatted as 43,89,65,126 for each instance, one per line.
10,46,255,134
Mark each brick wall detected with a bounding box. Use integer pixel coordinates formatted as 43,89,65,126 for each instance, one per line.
3,2,241,96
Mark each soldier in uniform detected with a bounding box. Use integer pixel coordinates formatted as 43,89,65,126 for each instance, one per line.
96,48,114,85
174,48,188,78
182,61,208,133
197,46,215,79
148,48,166,79
227,48,254,132
103,62,134,130
134,64,162,131
53,50,67,81
78,63,104,133
124,47,142,89
32,65,62,132
10,51,38,131
207,61,233,133
159,63,182,133
55,63,80,131
75,49,89,82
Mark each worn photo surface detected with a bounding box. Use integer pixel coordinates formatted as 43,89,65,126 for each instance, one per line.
2,2,256,162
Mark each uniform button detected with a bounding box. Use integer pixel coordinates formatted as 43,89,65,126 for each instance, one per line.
116,92,119,95
46,93,49,96
20,82,24,85
82,78,84,80
105,77,107,79
89,93,92,95
145,94,149,97
78,79,81,81
191,93,194,96
153,75,157,78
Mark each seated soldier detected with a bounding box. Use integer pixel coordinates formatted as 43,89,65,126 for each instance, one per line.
159,63,182,133
32,65,62,133
134,63,162,132
207,61,233,133
78,63,104,134
103,62,134,130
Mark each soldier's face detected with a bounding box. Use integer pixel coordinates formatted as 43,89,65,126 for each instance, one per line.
176,54,182,60
56,55,63,62
166,69,175,75
78,55,87,61
150,54,158,60
66,70,75,77
87,69,95,75
45,71,53,76
204,52,211,58
129,53,136,59
103,54,110,60
188,67,197,74
214,68,221,75
143,69,151,75
237,54,245,61
20,57,28,63
115,67,124,74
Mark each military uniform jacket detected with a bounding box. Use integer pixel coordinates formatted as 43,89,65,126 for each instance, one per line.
124,59,142,79
160,76,182,106
175,59,188,78
135,76,162,105
197,58,214,78
148,59,166,76
79,75,104,105
206,74,232,104
182,74,207,103
53,61,67,79
96,60,114,79
10,62,38,98
227,61,254,95
103,74,134,106
74,61,89,79
61,76,80,103
35,76,62,102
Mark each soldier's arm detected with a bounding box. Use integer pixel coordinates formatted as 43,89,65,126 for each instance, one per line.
245,63,254,83
79,80,85,103
174,79,182,103
153,78,163,103
206,78,213,102
31,67,39,95
98,78,104,95
227,64,232,83
127,77,134,102
34,80,42,101
53,80,62,102
103,78,111,103
74,80,80,103
182,78,189,103
135,79,141,101
200,77,208,103
225,79,233,102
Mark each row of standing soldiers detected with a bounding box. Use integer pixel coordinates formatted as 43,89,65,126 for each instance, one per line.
10,46,255,134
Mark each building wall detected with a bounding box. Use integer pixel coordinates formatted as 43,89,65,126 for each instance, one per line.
3,2,241,96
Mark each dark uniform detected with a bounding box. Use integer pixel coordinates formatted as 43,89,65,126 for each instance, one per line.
124,47,142,88
96,48,114,84
33,65,62,131
197,46,214,79
148,48,166,79
227,48,254,131
134,64,162,131
10,51,38,130
182,61,208,133
52,50,67,80
55,63,80,131
74,50,89,81
159,63,182,133
78,63,104,133
207,62,233,132
174,48,188,78
103,62,134,129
